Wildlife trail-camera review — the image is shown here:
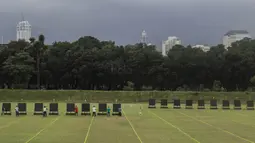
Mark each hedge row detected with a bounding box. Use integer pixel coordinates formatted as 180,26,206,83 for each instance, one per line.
0,90,254,102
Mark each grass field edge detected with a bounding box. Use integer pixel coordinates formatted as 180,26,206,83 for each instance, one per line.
83,116,94,143
24,117,60,143
148,110,201,143
122,109,143,143
176,111,255,143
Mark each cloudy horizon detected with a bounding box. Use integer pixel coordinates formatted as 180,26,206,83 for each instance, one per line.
0,0,255,47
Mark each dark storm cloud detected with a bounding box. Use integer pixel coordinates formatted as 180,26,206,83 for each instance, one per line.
0,0,255,48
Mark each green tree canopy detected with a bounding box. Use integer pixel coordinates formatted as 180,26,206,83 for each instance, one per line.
1,35,255,91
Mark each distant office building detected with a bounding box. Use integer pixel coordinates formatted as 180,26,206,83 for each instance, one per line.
141,30,148,44
162,36,181,56
16,20,32,42
223,30,251,48
192,45,210,52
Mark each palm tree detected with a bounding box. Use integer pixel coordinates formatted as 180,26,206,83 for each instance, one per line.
36,34,45,89
28,35,45,89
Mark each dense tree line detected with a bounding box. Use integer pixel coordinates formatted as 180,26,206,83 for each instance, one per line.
0,35,255,91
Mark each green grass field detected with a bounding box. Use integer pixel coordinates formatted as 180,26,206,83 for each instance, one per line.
0,103,255,143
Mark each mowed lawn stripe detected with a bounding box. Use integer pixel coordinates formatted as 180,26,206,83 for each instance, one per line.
148,110,201,143
123,109,143,143
177,111,255,143
236,112,249,117
235,112,255,118
24,117,60,143
83,116,94,143
231,120,255,128
0,117,25,130
189,110,255,141
0,116,29,133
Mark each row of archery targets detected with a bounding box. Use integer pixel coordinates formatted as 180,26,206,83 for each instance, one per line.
148,99,254,110
1,103,121,116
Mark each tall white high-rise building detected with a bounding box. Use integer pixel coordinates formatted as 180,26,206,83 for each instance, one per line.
141,30,148,44
162,36,181,56
223,30,251,48
16,20,32,42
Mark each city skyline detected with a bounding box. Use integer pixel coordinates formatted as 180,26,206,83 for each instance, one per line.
1,17,253,49
0,0,255,46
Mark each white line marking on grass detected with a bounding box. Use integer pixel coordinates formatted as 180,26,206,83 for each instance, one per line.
83,116,94,143
232,120,255,128
122,109,143,143
0,117,27,130
177,111,255,143
148,111,200,143
236,112,248,117
24,117,60,143
0,120,18,129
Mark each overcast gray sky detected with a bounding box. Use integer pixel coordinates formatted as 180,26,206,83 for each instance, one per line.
0,0,255,47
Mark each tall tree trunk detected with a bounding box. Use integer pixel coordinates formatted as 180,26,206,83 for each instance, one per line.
37,52,40,89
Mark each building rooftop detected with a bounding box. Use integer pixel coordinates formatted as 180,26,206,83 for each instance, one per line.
224,30,249,36
17,21,31,27
167,36,180,40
